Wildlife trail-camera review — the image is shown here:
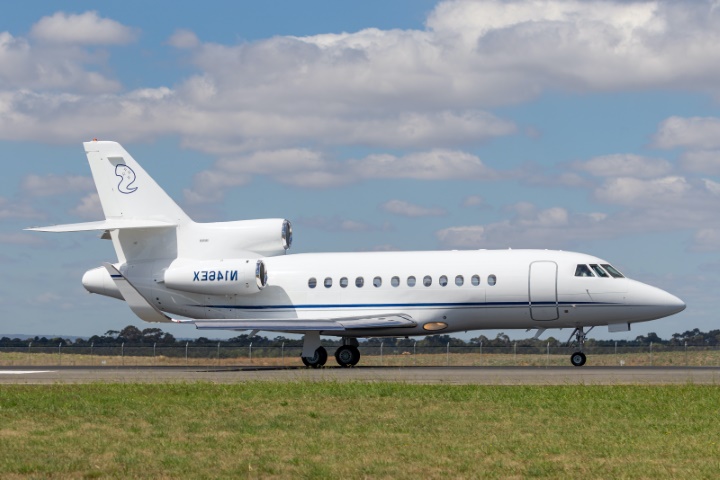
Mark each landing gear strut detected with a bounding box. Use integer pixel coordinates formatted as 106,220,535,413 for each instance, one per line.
335,338,361,367
567,327,593,367
301,346,327,368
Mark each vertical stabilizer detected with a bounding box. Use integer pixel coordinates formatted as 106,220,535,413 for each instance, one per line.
84,141,190,225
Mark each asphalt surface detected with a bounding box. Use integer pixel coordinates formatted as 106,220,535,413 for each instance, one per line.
1,365,719,385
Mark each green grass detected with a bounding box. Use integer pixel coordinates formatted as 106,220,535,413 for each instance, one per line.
1,383,719,478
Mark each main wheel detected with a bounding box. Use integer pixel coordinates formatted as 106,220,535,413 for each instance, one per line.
335,345,361,367
301,346,328,368
570,351,587,367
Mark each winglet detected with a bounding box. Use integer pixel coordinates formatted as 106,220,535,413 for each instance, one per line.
102,263,174,323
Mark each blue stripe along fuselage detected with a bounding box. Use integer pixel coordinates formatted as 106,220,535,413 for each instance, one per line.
193,301,621,310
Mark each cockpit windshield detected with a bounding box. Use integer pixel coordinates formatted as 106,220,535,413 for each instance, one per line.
575,263,625,278
574,264,594,277
601,264,625,278
589,264,609,277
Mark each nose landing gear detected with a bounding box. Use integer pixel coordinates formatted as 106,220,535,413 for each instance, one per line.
567,326,593,367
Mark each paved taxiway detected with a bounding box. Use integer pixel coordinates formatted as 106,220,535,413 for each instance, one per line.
1,366,719,385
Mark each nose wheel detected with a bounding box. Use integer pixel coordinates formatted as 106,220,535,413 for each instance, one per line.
570,351,586,367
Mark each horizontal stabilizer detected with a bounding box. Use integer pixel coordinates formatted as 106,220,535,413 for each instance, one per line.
102,263,173,323
26,218,176,233
193,314,416,332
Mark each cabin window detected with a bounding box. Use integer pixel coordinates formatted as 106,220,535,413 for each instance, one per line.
308,277,317,288
488,274,497,286
455,275,464,286
471,275,480,286
423,275,432,287
602,264,625,278
575,265,594,277
407,276,416,287
439,275,448,287
340,277,348,288
355,276,364,288
391,276,400,287
589,264,609,278
373,276,382,288
324,277,333,288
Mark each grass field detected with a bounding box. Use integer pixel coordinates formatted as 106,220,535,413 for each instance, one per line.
1,383,719,478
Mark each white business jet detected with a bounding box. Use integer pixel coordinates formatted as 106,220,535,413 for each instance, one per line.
28,141,686,367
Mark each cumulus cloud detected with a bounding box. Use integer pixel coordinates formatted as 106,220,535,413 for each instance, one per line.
594,176,690,205
185,148,502,200
680,150,720,174
380,200,447,217
21,174,94,196
167,29,199,49
69,193,103,219
0,196,44,220
689,228,720,253
30,11,136,45
573,154,673,178
654,116,720,150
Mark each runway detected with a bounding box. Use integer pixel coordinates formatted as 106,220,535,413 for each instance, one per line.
1,365,719,385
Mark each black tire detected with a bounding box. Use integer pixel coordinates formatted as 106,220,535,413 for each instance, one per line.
335,345,361,367
570,351,587,367
302,346,328,368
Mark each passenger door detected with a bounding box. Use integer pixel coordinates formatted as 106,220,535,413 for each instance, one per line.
529,261,559,321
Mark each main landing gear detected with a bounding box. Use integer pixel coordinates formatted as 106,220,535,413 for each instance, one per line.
300,335,361,368
567,326,593,367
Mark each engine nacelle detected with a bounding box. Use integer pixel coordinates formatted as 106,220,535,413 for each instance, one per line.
164,259,267,295
179,218,292,258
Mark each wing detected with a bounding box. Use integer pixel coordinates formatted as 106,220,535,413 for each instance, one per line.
102,263,416,332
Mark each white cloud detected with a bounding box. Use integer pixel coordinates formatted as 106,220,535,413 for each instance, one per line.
70,193,102,219
654,116,720,150
380,200,447,217
680,150,720,174
30,11,136,45
0,197,44,220
594,176,690,205
296,216,391,233
167,29,199,49
689,228,720,253
461,195,486,208
573,154,673,178
21,174,94,196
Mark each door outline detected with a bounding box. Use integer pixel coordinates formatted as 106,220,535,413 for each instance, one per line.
528,261,559,321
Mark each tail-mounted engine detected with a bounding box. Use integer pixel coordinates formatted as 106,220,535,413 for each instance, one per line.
164,259,267,295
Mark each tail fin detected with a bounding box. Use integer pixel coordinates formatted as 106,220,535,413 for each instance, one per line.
28,141,192,263
84,141,190,225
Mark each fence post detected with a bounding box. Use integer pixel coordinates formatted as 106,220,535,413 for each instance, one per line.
281,342,285,366
615,341,617,356
153,342,157,365
185,341,189,365
249,342,252,364
650,342,653,366
513,341,517,365
90,341,94,364
58,342,62,366
546,341,550,367
380,342,384,366
217,342,221,366
446,342,450,366
121,342,125,366
685,341,688,367
413,341,417,366
28,341,32,365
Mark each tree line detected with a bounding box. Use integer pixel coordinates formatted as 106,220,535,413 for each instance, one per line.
1,325,719,348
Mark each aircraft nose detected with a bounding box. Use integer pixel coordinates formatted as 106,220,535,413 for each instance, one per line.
630,281,686,320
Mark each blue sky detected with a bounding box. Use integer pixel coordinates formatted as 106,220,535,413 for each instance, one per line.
2,1,720,340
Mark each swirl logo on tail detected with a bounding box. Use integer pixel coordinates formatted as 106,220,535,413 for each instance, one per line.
115,164,138,194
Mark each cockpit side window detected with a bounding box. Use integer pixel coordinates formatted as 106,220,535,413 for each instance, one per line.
589,264,609,278
575,264,594,277
601,264,625,278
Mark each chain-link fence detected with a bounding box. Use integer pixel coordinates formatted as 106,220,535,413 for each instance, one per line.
2,342,719,367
